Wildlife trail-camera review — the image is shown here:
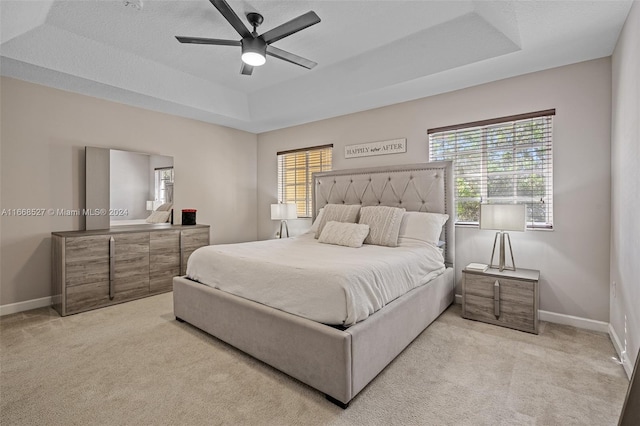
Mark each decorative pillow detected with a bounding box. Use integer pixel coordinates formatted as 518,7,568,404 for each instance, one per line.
155,202,173,212
318,221,370,248
145,210,171,223
358,206,406,247
397,211,449,247
309,208,325,234
314,204,361,239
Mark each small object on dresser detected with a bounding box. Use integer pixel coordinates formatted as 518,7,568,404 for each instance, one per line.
182,209,197,225
466,262,489,272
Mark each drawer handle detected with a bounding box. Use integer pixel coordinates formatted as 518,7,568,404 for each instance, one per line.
109,237,115,300
179,232,184,275
494,280,500,318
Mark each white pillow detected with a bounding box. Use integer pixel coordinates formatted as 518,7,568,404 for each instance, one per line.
314,204,361,239
358,206,406,247
397,211,449,247
318,221,370,248
145,210,171,223
309,208,325,234
155,202,173,212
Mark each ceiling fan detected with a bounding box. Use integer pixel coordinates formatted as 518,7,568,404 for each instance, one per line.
176,0,321,76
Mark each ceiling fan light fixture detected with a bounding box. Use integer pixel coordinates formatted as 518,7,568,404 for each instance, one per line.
241,38,267,66
241,51,266,66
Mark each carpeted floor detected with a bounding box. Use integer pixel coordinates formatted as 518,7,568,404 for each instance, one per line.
0,293,629,425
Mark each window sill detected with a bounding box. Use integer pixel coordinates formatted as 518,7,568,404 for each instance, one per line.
454,223,554,231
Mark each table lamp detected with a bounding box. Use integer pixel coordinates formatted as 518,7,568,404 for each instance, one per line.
271,203,297,238
479,204,526,271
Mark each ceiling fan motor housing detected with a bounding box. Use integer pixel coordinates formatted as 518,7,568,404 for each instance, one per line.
241,37,267,66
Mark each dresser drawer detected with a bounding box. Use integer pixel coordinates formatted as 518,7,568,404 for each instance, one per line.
180,228,210,274
181,228,210,250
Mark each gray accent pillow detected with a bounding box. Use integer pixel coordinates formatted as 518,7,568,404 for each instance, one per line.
155,202,173,212
146,211,171,223
314,204,361,239
358,206,406,247
318,221,370,248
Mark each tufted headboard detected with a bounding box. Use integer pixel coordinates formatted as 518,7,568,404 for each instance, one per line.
312,161,454,267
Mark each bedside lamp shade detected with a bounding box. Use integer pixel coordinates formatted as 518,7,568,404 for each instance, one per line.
270,203,297,220
479,204,526,231
480,204,526,271
271,203,297,238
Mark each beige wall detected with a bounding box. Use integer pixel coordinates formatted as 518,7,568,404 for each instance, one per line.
257,58,612,322
611,1,640,376
0,77,258,306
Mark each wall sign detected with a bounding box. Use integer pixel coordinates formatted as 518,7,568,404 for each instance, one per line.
344,138,407,159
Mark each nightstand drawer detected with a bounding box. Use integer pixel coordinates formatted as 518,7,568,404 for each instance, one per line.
462,268,539,334
464,274,534,302
464,294,535,331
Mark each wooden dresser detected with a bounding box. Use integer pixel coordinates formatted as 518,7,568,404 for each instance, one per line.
462,267,540,334
51,224,209,316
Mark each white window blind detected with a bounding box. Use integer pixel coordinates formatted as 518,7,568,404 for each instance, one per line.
154,167,174,203
277,145,332,218
428,110,555,229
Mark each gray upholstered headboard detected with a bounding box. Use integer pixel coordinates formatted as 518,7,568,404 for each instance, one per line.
312,161,454,267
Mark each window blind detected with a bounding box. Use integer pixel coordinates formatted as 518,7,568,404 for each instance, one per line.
277,145,333,218
154,167,174,204
428,110,554,229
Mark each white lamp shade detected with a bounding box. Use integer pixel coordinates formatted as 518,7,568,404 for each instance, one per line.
479,204,526,232
146,201,155,211
271,203,297,220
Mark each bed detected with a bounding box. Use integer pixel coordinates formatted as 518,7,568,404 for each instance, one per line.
173,162,455,407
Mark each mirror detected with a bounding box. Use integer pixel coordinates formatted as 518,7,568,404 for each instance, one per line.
85,147,174,230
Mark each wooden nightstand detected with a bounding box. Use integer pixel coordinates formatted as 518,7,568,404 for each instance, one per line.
462,267,540,334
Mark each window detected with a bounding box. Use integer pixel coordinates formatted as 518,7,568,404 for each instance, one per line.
155,167,174,204
277,145,333,218
428,110,554,229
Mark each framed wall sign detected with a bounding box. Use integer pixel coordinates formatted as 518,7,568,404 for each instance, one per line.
344,138,407,159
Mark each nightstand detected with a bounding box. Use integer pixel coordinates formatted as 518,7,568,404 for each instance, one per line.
462,267,540,334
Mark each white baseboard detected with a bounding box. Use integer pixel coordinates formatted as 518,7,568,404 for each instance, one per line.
0,296,52,317
609,323,634,379
455,294,610,334
538,310,610,334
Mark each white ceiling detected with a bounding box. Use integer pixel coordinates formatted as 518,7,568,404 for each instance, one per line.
0,0,634,133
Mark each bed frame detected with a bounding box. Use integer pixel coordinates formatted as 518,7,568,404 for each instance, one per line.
173,161,455,407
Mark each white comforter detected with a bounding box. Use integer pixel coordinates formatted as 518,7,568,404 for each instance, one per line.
186,232,445,326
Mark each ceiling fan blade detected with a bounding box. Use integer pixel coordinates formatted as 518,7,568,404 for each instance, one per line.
210,0,252,39
175,36,241,46
261,11,320,44
266,45,317,69
240,63,254,75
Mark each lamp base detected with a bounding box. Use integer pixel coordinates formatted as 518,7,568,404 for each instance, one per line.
489,231,516,272
278,220,289,238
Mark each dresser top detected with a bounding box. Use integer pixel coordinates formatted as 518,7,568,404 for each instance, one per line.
52,223,209,237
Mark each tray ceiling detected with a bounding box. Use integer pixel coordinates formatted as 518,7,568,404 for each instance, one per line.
0,1,634,133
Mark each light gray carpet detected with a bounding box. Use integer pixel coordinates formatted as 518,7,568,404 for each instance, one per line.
0,293,629,425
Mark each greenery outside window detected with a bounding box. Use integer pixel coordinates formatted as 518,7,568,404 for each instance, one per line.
277,145,333,218
428,110,554,229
